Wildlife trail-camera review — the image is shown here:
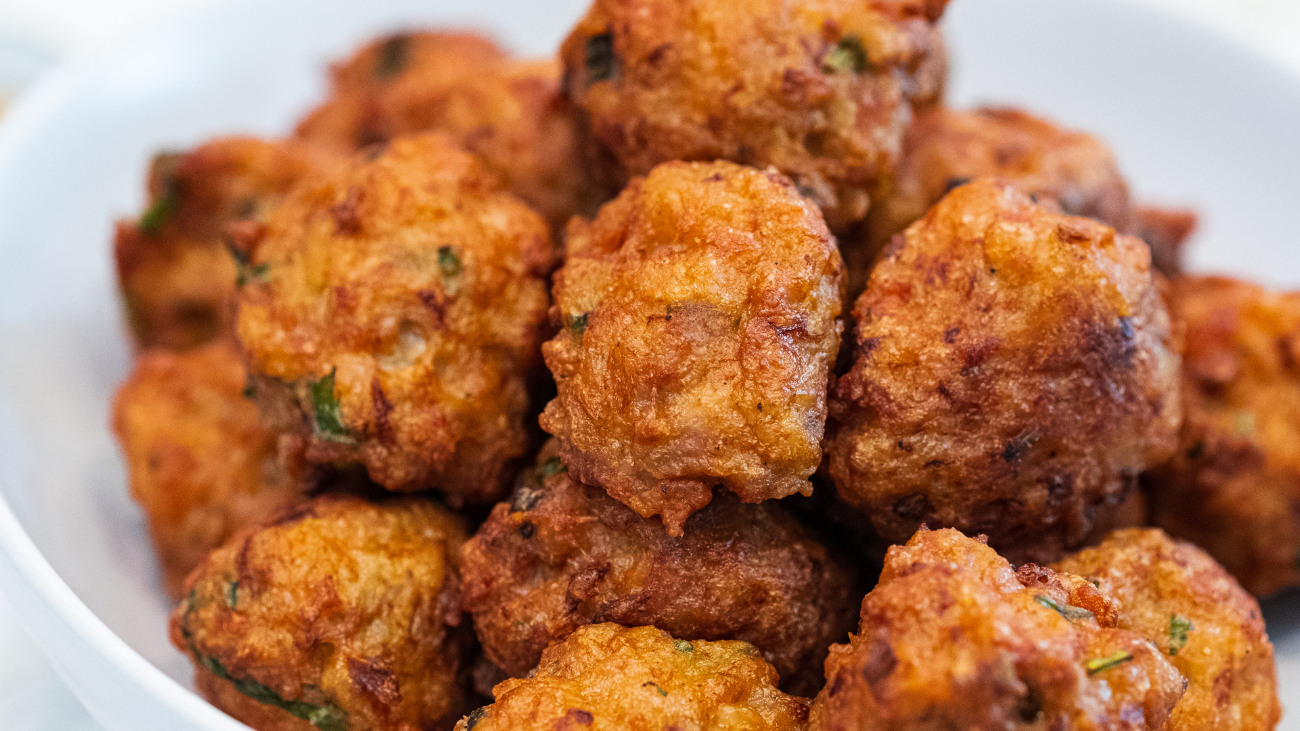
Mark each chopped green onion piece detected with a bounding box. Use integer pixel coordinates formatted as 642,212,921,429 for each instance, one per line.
673,639,694,653
309,369,352,442
539,456,567,478
1168,615,1194,656
225,581,239,609
376,34,410,79
566,312,589,335
194,650,347,731
823,36,868,74
1035,595,1095,622
1084,651,1133,675
585,33,617,84
438,245,462,277
643,681,668,697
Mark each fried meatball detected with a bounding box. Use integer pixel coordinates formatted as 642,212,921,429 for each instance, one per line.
1144,276,1300,596
539,161,844,534
559,0,949,231
294,31,607,235
850,106,1134,297
1132,205,1196,278
1053,529,1281,731
115,137,337,350
810,528,1187,731
171,494,473,731
457,623,810,731
235,133,554,502
460,441,858,694
827,178,1181,565
111,340,304,598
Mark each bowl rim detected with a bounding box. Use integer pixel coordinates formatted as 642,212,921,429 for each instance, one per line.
0,0,1297,729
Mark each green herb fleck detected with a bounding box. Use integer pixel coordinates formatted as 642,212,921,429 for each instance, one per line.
673,639,694,653
194,651,347,731
227,242,270,287
823,36,868,74
465,707,488,730
1035,595,1095,622
309,369,353,442
1168,614,1194,656
642,681,668,697
438,245,462,277
225,581,239,609
585,33,617,84
376,34,410,79
140,175,183,235
540,456,568,478
1084,651,1133,675
566,312,589,335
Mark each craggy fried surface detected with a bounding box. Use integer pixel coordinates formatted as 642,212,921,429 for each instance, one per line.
1145,276,1300,596
810,528,1187,731
115,137,337,350
559,0,948,230
456,623,810,731
112,340,304,598
294,31,607,235
539,161,843,534
460,441,858,694
235,133,554,502
1054,529,1281,731
827,178,1180,564
851,107,1133,296
171,494,473,731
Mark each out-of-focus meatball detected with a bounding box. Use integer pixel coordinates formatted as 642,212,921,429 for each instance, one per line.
460,441,858,694
114,137,337,350
235,133,554,502
850,106,1134,296
1053,529,1281,731
539,160,844,534
171,494,473,731
827,178,1181,565
294,31,607,235
559,0,949,231
456,623,810,731
810,528,1187,731
111,340,304,598
1144,276,1300,597
1132,205,1196,278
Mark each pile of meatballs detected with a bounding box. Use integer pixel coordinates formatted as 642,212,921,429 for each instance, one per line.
109,0,1294,729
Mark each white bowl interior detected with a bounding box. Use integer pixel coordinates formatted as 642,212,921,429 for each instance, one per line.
0,0,1297,729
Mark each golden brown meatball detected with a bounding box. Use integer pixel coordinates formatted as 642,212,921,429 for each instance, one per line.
810,528,1187,731
827,178,1181,565
457,623,810,731
850,107,1134,297
235,133,554,502
111,340,304,598
1144,276,1300,596
171,494,473,731
460,441,858,694
1053,529,1281,731
559,0,949,231
539,160,844,534
294,31,607,235
115,137,337,350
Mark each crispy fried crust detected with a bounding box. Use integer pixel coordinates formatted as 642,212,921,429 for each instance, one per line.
827,178,1180,564
114,138,337,350
170,495,473,731
539,161,844,533
559,0,949,230
849,107,1133,297
235,133,554,501
111,340,304,598
810,528,1187,731
1053,529,1281,731
456,623,810,731
1145,276,1300,596
294,31,608,235
460,441,858,694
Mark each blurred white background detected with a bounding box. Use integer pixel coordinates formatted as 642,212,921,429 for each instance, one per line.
0,0,1297,729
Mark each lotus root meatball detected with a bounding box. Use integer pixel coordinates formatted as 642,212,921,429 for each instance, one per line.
539,160,844,534
827,178,1180,564
235,133,554,502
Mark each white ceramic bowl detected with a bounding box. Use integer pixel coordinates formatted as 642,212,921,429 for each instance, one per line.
0,1,1297,729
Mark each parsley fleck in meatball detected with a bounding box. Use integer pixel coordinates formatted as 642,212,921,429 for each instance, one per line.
1054,529,1281,731
539,160,844,534
235,133,554,502
827,178,1180,564
457,624,809,731
810,528,1187,731
560,0,949,230
114,138,337,350
112,340,304,598
171,495,473,731
295,31,608,235
1145,275,1300,596
460,441,858,694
